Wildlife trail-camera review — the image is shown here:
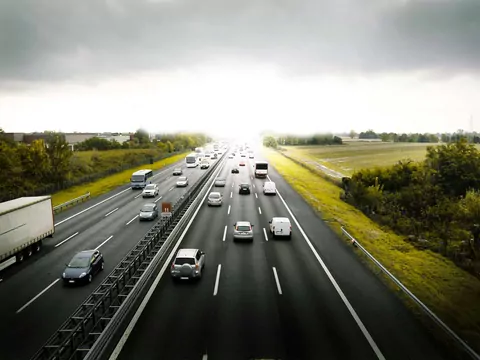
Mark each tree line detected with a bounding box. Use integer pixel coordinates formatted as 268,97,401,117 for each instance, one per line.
263,134,343,148
350,129,480,143
341,139,480,275
0,128,209,202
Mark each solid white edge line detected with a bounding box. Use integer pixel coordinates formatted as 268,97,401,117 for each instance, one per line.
222,225,227,241
154,196,163,203
126,215,139,225
109,157,224,360
213,264,222,296
16,278,60,314
54,232,79,248
54,188,131,226
267,175,386,360
258,207,262,214
272,267,282,295
227,205,231,215
263,227,268,241
105,208,119,217
95,235,113,250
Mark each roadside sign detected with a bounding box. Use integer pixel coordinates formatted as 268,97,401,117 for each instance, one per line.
161,202,172,218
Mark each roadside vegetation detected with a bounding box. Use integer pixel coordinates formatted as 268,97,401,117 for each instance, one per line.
0,128,209,204
262,135,480,352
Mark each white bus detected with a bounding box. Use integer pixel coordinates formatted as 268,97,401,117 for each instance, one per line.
254,161,268,178
131,169,153,189
185,153,199,168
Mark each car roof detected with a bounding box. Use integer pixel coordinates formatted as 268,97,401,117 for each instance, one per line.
209,191,221,196
236,221,251,226
240,183,250,186
75,250,96,257
272,217,290,222
176,248,198,257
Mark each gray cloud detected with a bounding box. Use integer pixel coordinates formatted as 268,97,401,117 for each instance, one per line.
1,0,480,87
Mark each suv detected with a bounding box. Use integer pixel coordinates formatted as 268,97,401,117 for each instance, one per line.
239,183,251,194
173,168,183,176
233,221,254,242
170,248,205,280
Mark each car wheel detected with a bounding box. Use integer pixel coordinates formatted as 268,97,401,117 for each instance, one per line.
101,261,105,271
88,274,92,283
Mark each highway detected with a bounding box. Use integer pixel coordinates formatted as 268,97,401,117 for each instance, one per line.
0,158,211,360
111,151,455,360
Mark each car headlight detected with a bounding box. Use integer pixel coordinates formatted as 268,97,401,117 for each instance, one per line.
62,272,66,278
79,272,87,278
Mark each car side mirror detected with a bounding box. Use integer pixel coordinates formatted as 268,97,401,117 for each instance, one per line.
251,224,254,227
268,220,272,223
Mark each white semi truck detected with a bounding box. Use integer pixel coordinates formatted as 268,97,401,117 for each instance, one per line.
0,196,55,272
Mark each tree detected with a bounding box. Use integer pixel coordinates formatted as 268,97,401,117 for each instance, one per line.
44,133,73,185
263,136,278,148
18,140,50,180
349,130,357,139
133,128,150,145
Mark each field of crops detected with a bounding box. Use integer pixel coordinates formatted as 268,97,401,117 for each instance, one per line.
282,142,442,177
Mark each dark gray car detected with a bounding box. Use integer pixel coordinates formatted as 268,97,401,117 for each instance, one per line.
62,250,104,285
139,203,158,221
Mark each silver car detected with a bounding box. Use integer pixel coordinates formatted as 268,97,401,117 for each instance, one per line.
176,176,189,187
214,178,226,187
233,221,254,242
142,183,159,198
139,203,158,221
171,248,205,280
207,192,223,206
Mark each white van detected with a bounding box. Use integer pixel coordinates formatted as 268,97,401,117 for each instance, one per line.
269,217,292,239
263,181,277,195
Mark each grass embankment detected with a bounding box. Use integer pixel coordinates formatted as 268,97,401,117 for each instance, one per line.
263,147,480,352
284,142,440,176
51,152,188,206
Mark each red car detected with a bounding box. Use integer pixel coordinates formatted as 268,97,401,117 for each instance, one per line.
239,160,245,166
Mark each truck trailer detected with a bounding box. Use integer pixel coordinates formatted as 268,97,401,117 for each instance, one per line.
0,196,55,272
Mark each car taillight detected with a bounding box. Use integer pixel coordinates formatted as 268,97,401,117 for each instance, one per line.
171,262,175,269
195,264,199,270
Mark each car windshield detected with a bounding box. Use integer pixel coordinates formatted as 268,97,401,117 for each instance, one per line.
237,225,251,231
209,193,220,199
178,177,187,181
141,204,155,212
68,255,90,268
175,257,195,265
144,185,155,190
174,168,181,171
241,184,250,188
216,178,225,182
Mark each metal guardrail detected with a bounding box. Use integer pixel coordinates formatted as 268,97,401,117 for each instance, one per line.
31,153,226,360
53,193,91,214
341,226,480,360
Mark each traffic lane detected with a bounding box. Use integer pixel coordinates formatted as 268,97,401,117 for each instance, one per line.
117,182,231,360
0,167,205,283
0,180,196,360
260,164,453,359
0,175,198,318
52,165,200,232
207,188,286,360
52,158,186,224
254,192,378,359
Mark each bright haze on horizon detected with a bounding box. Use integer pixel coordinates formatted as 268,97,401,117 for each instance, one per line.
1,0,480,137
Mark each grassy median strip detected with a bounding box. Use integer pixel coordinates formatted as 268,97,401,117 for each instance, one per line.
263,147,480,350
51,152,189,207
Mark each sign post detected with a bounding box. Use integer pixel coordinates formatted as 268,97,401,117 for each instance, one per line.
161,202,172,218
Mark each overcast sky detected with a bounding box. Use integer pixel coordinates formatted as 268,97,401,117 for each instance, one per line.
1,0,480,136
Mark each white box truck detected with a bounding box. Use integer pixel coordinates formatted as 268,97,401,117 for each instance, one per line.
0,196,55,271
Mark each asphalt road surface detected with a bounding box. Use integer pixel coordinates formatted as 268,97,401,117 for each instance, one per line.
112,151,454,360
0,157,215,360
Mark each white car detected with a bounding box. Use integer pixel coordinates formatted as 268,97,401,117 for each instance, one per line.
263,181,277,195
269,217,292,239
200,161,210,169
142,183,159,197
207,192,223,206
176,176,189,187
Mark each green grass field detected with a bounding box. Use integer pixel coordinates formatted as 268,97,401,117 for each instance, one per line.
282,142,443,176
263,145,480,353
51,151,188,206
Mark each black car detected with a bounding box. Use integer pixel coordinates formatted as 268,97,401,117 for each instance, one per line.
62,250,104,285
239,183,251,194
173,168,183,176
231,168,239,174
